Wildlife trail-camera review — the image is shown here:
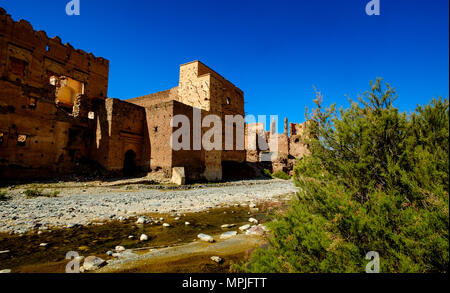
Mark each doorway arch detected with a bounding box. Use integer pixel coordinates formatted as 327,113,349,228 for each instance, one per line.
123,149,137,177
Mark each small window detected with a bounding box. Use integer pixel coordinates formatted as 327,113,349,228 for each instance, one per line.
226,97,231,105
154,126,158,133
88,111,95,120
17,134,27,146
9,57,27,77
46,45,50,51
29,97,37,109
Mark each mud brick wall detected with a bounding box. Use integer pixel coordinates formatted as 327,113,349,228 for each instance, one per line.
0,8,109,179
91,99,148,172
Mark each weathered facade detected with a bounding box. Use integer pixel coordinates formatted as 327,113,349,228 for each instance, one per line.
0,8,309,182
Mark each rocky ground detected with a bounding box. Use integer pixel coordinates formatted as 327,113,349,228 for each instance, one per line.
0,179,297,235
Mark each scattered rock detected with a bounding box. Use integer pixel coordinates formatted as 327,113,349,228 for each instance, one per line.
106,251,113,256
220,231,237,240
115,245,126,252
39,243,48,247
249,203,257,208
245,224,269,236
249,217,258,224
136,217,146,224
185,221,190,226
83,256,106,271
0,269,11,273
140,234,149,241
221,224,236,229
198,233,214,243
239,224,251,231
128,235,134,239
174,217,180,221
162,223,171,227
0,250,10,255
211,256,223,263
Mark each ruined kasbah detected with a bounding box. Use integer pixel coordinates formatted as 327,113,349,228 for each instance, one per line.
0,7,311,185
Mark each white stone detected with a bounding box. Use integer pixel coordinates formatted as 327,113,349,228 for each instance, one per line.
249,203,257,208
115,245,126,252
220,231,237,240
39,243,48,247
136,217,145,224
221,224,236,229
83,256,106,271
140,234,149,241
249,218,258,224
171,167,186,185
0,269,11,273
106,251,113,256
174,217,180,221
185,221,190,226
245,224,269,236
211,256,223,263
197,233,214,243
239,224,251,231
162,223,171,227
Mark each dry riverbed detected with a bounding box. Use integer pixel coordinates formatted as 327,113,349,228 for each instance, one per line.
0,179,296,273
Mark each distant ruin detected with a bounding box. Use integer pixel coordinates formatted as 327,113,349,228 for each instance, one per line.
0,8,310,182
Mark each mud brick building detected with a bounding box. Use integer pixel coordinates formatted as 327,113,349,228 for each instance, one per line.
0,8,308,182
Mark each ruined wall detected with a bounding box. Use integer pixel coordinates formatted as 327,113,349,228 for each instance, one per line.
91,99,148,172
0,8,109,179
145,101,174,176
127,87,179,108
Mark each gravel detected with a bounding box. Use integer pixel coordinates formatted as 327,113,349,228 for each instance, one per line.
0,179,296,234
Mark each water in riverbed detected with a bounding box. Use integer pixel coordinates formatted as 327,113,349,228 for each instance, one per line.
0,201,284,273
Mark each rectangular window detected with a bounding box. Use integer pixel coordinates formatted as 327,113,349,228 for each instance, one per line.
9,57,27,77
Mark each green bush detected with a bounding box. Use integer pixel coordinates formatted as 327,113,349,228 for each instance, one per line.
263,169,273,178
272,171,291,180
24,189,60,198
238,79,449,273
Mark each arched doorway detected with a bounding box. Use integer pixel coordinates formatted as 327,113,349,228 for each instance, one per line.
123,149,137,177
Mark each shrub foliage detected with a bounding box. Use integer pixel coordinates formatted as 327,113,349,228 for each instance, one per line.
240,79,449,273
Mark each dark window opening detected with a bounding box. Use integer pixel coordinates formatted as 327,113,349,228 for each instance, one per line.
46,45,49,51
9,57,27,77
226,97,231,105
294,138,300,143
154,126,158,133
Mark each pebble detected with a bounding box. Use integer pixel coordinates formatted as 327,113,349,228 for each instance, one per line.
198,233,214,243
162,223,171,227
239,224,251,231
83,256,106,271
115,245,126,252
106,251,113,256
136,217,146,224
39,243,48,247
0,269,12,273
211,256,223,263
249,218,258,224
140,234,149,241
0,250,10,254
220,231,237,239
221,224,236,228
185,221,190,226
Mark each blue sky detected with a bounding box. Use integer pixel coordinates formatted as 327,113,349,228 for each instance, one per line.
1,0,448,131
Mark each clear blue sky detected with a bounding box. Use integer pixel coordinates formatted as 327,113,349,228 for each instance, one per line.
1,0,448,131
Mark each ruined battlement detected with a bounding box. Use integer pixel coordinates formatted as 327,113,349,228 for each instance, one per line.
0,7,109,99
